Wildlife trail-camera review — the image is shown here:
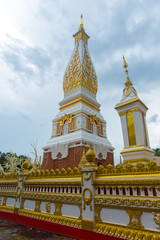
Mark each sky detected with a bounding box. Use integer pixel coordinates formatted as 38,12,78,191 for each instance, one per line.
0,0,160,164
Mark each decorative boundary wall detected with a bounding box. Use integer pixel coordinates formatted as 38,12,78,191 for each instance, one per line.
0,159,160,240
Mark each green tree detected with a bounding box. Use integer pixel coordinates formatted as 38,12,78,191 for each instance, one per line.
153,148,160,156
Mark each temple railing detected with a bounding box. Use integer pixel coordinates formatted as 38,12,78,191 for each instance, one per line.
0,161,160,239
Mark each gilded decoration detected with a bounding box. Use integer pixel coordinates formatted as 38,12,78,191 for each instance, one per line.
78,205,82,219
63,41,98,95
82,219,93,231
19,209,81,228
96,160,160,176
45,202,51,213
126,209,144,229
121,56,138,101
16,186,22,201
60,114,72,126
153,212,160,229
0,205,14,213
20,198,25,210
82,187,92,211
34,200,41,212
95,206,102,223
75,14,89,44
22,192,82,203
95,196,160,208
90,115,101,127
27,167,81,178
54,203,62,216
95,223,160,240
2,196,7,206
74,32,88,44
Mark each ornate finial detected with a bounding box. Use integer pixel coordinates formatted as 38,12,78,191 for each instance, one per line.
81,13,83,21
86,144,96,163
78,147,87,168
122,56,132,87
78,13,85,31
123,56,128,69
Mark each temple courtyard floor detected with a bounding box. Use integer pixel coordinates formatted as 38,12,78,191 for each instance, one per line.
0,219,77,240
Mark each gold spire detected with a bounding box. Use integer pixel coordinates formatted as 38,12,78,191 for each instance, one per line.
123,56,132,87
78,13,85,31
123,56,128,69
78,148,87,167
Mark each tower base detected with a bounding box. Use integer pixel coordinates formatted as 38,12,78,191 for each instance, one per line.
121,145,154,164
42,145,114,170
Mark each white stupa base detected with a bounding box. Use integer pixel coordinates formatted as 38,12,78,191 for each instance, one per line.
120,145,155,165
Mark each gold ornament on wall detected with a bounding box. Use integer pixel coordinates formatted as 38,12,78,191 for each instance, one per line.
63,42,98,95
34,201,41,212
60,114,72,126
45,202,51,213
90,115,101,127
54,203,62,216
126,210,144,229
153,212,160,229
82,187,92,211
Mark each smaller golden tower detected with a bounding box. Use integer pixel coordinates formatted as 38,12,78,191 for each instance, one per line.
115,57,154,164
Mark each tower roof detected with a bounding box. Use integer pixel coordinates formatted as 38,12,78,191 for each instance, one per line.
115,57,148,110
63,15,98,96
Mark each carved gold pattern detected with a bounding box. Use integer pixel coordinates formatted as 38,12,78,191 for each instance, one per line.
95,223,160,239
82,219,93,231
95,196,160,208
83,172,93,181
0,205,14,213
16,186,22,200
96,161,160,176
74,32,88,44
54,203,62,216
27,167,81,178
153,212,160,229
78,204,82,219
2,196,7,206
95,205,102,223
22,192,82,202
90,115,101,127
34,200,41,212
126,209,144,229
82,187,92,211
19,209,81,228
0,190,17,197
63,42,98,95
45,202,51,213
20,198,25,210
60,114,72,126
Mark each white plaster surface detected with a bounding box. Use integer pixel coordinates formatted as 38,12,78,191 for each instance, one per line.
7,197,15,207
133,111,144,145
141,212,158,231
24,200,35,211
61,204,80,218
120,115,129,148
101,208,129,226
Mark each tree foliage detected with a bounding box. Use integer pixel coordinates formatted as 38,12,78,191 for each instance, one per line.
0,151,29,173
153,148,160,156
